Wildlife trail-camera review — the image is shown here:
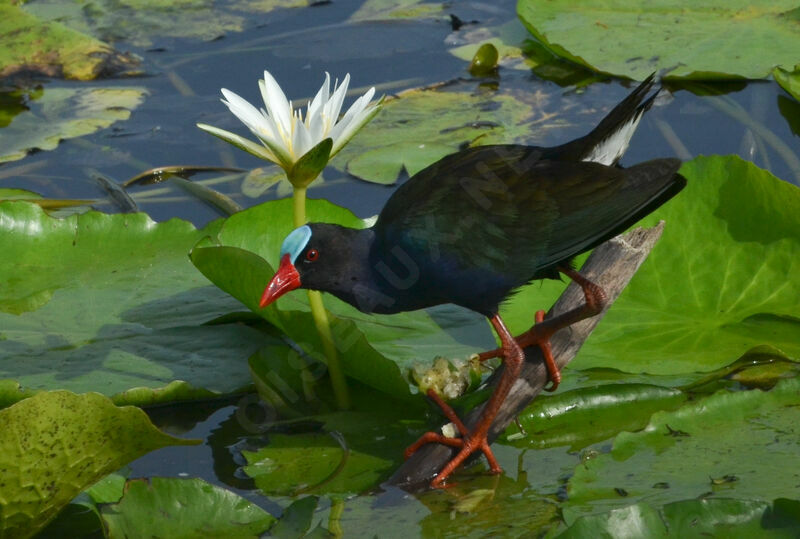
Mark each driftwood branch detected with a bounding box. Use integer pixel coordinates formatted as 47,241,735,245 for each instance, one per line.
386,223,665,491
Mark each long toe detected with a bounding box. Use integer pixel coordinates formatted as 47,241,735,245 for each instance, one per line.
404,432,464,459
429,435,503,488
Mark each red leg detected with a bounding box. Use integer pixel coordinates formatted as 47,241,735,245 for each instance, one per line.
404,315,524,488
477,266,606,391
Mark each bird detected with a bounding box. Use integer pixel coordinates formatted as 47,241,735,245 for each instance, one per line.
258,75,686,488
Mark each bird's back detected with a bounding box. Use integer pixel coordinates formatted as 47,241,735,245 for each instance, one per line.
374,146,684,315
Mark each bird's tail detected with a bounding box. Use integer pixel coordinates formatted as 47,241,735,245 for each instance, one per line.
550,73,659,166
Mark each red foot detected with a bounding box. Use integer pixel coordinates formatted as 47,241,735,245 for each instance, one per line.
478,309,561,391
476,267,607,393
405,389,501,488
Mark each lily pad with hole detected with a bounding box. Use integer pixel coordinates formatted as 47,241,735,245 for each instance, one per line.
0,391,198,539
517,0,800,80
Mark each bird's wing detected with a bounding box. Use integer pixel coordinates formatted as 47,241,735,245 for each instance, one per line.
375,145,682,284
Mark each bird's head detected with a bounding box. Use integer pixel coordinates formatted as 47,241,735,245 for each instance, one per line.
259,223,369,308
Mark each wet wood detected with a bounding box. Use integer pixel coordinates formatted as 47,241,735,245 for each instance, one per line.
387,222,665,491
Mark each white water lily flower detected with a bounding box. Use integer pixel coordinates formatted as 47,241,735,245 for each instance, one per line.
197,71,381,175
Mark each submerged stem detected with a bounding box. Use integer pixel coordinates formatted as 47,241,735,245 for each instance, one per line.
292,185,351,410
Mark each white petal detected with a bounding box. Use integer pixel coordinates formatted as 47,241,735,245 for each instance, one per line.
292,116,314,159
306,72,330,124
220,88,271,136
307,102,326,144
338,87,376,128
323,73,350,130
197,123,278,162
259,71,293,144
330,95,381,157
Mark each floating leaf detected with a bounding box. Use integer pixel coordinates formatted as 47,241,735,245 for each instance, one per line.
774,65,800,102
502,155,800,375
333,83,567,184
100,477,275,537
517,1,800,80
0,4,137,80
0,201,273,406
417,478,560,537
561,498,800,538
0,391,198,538
345,141,455,185
503,384,687,450
244,432,393,496
268,497,318,538
565,378,800,520
349,0,445,22
23,0,309,48
0,87,146,164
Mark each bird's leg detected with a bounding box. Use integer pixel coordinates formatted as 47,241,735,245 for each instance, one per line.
405,315,524,488
477,266,607,391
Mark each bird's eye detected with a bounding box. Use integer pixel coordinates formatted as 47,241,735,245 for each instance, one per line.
305,249,319,262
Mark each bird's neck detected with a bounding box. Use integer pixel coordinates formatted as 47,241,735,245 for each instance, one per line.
313,227,438,314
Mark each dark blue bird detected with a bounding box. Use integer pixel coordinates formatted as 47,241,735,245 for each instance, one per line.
259,75,685,487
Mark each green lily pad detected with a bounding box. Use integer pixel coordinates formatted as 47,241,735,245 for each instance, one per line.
0,86,146,164
23,0,308,48
268,496,319,538
502,155,800,375
0,381,36,410
349,0,446,22
565,377,800,520
244,432,393,496
0,391,198,539
517,0,800,80
503,384,687,450
190,197,494,401
0,201,273,406
775,66,800,102
0,4,136,80
560,498,800,538
346,141,456,185
334,83,572,184
100,477,275,537
242,383,433,495
419,487,560,537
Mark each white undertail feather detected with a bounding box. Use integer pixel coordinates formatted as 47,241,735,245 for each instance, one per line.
583,110,645,166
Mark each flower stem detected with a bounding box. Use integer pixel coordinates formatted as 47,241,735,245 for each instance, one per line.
292,186,307,227
292,186,351,410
